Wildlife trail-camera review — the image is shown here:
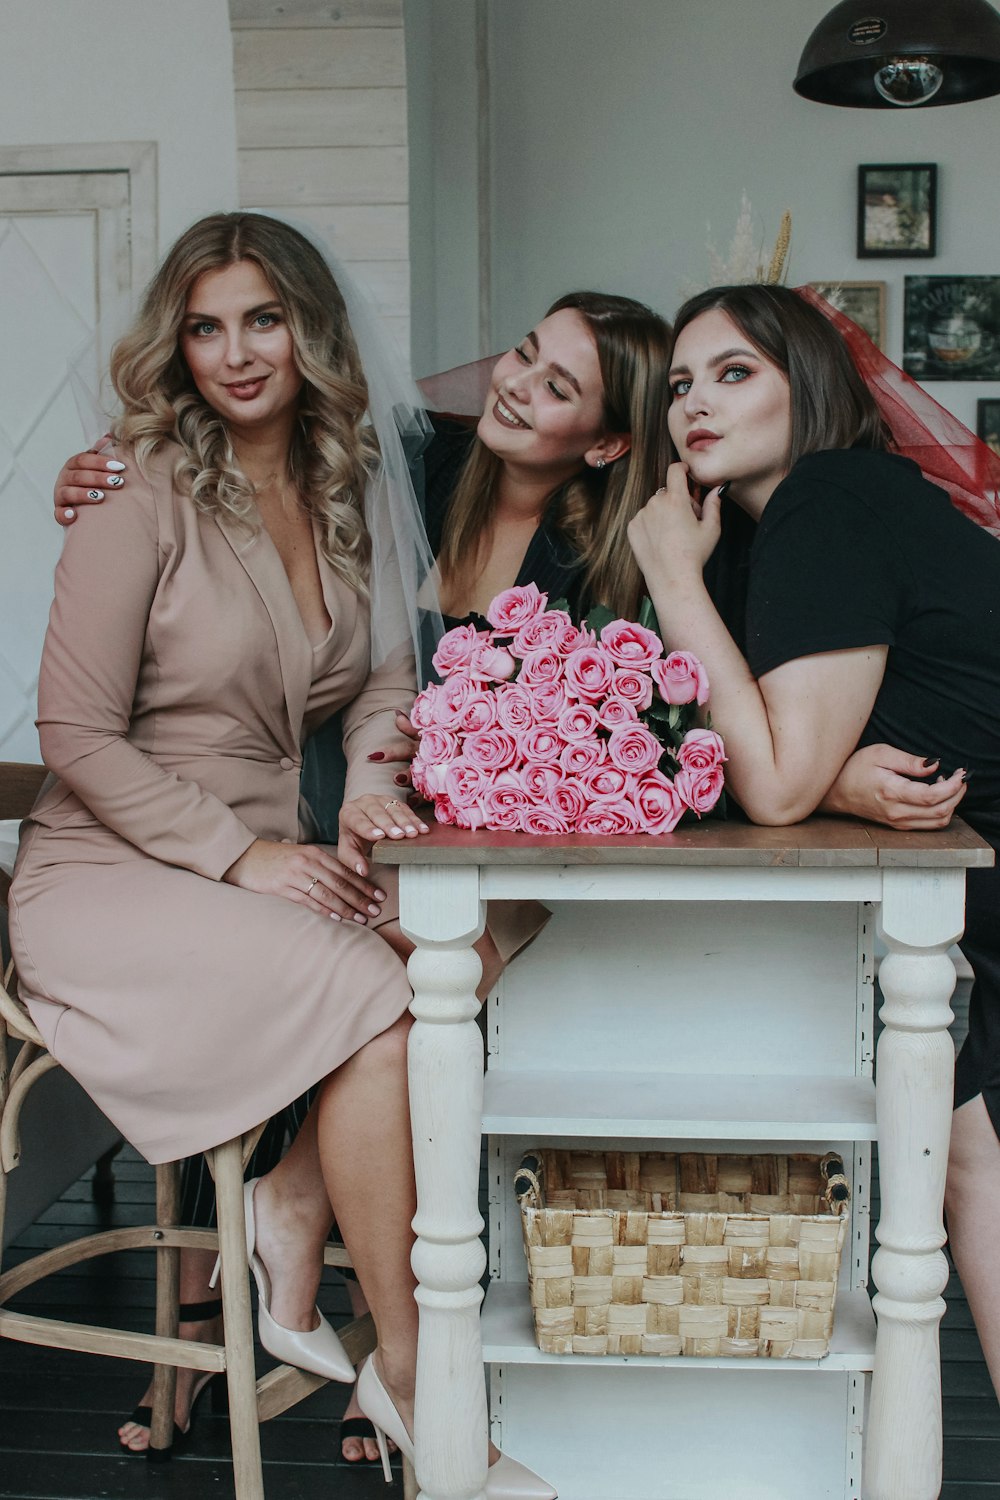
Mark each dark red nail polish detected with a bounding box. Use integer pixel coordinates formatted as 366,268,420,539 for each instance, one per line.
393,774,408,785
367,751,384,761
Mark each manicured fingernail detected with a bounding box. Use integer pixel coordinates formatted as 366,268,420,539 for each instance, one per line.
367,751,384,761
353,913,368,923
374,888,386,901
418,823,429,833
106,474,124,488
368,903,380,915
369,829,384,839
329,912,341,921
393,774,409,786
962,770,973,782
355,863,366,875
87,489,104,500
64,507,75,519
105,460,126,471
922,756,939,766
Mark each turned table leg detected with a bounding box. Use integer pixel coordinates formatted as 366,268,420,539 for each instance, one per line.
400,865,489,1500
866,868,965,1500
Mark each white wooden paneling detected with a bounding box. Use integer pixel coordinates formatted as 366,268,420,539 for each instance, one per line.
229,0,401,26
341,258,408,315
239,146,407,205
272,204,408,260
236,87,406,147
233,27,404,88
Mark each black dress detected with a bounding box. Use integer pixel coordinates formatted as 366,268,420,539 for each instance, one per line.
745,447,1000,1134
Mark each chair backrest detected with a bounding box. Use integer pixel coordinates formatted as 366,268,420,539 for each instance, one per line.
0,761,47,1044
0,763,46,822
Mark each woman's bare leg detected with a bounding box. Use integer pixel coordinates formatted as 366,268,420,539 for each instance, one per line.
945,1093,1000,1396
117,1246,222,1450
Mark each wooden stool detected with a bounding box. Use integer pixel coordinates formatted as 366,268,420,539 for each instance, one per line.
0,762,415,1498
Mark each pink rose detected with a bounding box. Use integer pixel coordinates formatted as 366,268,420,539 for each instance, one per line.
634,771,686,834
486,583,547,632
464,728,518,771
410,684,441,730
433,793,459,826
436,674,478,729
458,692,498,733
482,778,532,830
522,806,572,834
597,695,639,729
564,645,615,703
675,764,725,816
578,800,642,835
582,763,630,801
512,609,575,655
410,755,431,798
677,728,726,771
496,684,535,732
607,723,663,775
613,668,653,711
550,777,587,823
600,620,663,670
432,622,484,677
652,651,710,706
521,724,565,763
444,758,493,809
528,681,568,723
418,727,460,765
519,648,564,687
560,739,605,775
557,702,600,742
451,799,487,830
521,762,562,799
469,643,517,682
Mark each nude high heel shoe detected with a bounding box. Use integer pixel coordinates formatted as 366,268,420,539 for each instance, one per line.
357,1356,558,1498
211,1178,355,1383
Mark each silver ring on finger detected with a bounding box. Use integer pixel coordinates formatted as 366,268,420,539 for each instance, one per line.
306,877,319,896
384,798,403,811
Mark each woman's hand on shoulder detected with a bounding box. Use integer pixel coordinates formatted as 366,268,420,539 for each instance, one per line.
54,438,127,526
821,744,967,830
627,462,723,585
338,792,429,878
222,838,388,922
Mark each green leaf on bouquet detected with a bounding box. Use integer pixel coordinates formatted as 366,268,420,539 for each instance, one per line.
582,602,616,636
546,596,570,614
638,594,661,634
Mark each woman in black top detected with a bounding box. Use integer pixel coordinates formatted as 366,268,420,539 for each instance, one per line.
631,281,1000,1398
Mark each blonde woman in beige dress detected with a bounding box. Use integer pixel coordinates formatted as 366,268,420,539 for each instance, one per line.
9,212,555,1498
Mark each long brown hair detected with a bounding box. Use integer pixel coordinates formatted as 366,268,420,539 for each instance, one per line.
437,291,673,618
111,212,377,596
670,284,890,465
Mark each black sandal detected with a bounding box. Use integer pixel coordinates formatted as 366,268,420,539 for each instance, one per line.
340,1416,380,1464
119,1298,226,1461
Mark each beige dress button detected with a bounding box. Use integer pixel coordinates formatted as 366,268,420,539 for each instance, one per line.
280,756,295,770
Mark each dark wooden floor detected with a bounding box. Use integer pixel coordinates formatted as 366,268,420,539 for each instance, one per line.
1,979,997,1499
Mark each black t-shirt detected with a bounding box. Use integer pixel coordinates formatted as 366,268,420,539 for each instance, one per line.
745,448,1000,824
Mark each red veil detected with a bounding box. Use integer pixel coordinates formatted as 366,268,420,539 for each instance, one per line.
796,284,1000,539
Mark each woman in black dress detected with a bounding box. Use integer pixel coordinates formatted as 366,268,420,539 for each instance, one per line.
630,281,1000,1398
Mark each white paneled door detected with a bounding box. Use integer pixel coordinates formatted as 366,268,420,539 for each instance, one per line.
0,170,133,762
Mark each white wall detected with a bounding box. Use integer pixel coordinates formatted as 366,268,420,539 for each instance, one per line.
411,0,1000,431
0,0,238,251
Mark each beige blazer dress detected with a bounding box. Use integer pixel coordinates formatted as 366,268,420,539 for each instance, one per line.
10,445,415,1164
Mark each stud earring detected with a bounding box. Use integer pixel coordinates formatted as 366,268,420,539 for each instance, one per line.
594,458,607,470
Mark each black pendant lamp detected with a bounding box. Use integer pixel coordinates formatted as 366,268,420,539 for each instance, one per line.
795,0,1000,107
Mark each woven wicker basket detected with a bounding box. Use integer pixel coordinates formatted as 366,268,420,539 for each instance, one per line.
515,1149,850,1359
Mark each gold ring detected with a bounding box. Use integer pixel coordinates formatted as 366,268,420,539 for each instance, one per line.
385,798,402,811
306,877,319,895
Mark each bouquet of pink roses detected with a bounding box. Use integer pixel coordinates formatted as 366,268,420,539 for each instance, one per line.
409,585,726,836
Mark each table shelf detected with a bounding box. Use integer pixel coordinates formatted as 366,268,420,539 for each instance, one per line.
483,1069,876,1141
481,1280,876,1373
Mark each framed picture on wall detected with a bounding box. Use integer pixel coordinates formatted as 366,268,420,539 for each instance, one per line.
858,163,937,258
808,281,886,349
977,399,1000,458
904,276,1000,380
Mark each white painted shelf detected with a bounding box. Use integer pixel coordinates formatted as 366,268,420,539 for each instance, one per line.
482,1069,876,1141
481,1280,876,1374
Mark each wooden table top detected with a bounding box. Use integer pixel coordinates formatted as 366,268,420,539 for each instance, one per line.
378,816,995,870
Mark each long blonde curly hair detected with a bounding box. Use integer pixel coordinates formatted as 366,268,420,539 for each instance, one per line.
110,212,376,595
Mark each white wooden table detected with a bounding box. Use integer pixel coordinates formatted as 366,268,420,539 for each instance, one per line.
382,819,992,1500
